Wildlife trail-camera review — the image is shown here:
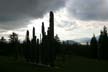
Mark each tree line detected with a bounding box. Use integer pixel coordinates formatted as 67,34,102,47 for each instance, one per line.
0,11,61,67
90,26,108,59
61,26,108,60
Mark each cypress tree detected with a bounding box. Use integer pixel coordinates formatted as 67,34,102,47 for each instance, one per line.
98,26,108,59
31,27,37,63
90,34,98,58
42,22,46,39
24,30,31,62
102,26,108,59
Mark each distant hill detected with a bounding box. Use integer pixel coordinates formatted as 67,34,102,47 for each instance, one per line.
74,37,91,43
63,40,80,45
73,36,99,44
63,36,99,45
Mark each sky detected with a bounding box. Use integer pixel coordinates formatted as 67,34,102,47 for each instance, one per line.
0,0,108,42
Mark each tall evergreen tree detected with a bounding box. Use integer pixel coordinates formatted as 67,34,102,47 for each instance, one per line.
48,11,57,66
42,22,46,38
98,26,108,59
36,38,39,63
98,31,104,59
26,30,30,42
24,30,31,62
48,11,54,38
33,27,35,38
102,26,108,59
90,34,98,58
31,27,37,63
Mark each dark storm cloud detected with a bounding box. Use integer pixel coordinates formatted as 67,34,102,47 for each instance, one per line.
67,0,108,21
0,19,29,30
0,0,66,29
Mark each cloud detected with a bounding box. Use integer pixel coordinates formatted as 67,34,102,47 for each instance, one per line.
67,0,108,21
0,0,66,29
56,20,78,31
56,20,74,28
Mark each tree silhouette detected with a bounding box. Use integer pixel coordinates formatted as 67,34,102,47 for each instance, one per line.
42,22,46,38
36,38,40,63
90,34,98,58
31,27,37,63
0,37,6,43
54,34,61,54
98,26,108,59
40,11,58,66
23,30,31,62
9,32,19,59
0,37,7,55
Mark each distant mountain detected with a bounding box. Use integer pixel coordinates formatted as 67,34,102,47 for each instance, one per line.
73,36,99,44
63,40,80,45
74,37,91,43
63,36,100,45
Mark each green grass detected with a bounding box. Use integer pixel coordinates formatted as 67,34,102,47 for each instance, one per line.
56,55,108,72
0,55,108,72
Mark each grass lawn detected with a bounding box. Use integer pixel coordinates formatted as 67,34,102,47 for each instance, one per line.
0,55,108,72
